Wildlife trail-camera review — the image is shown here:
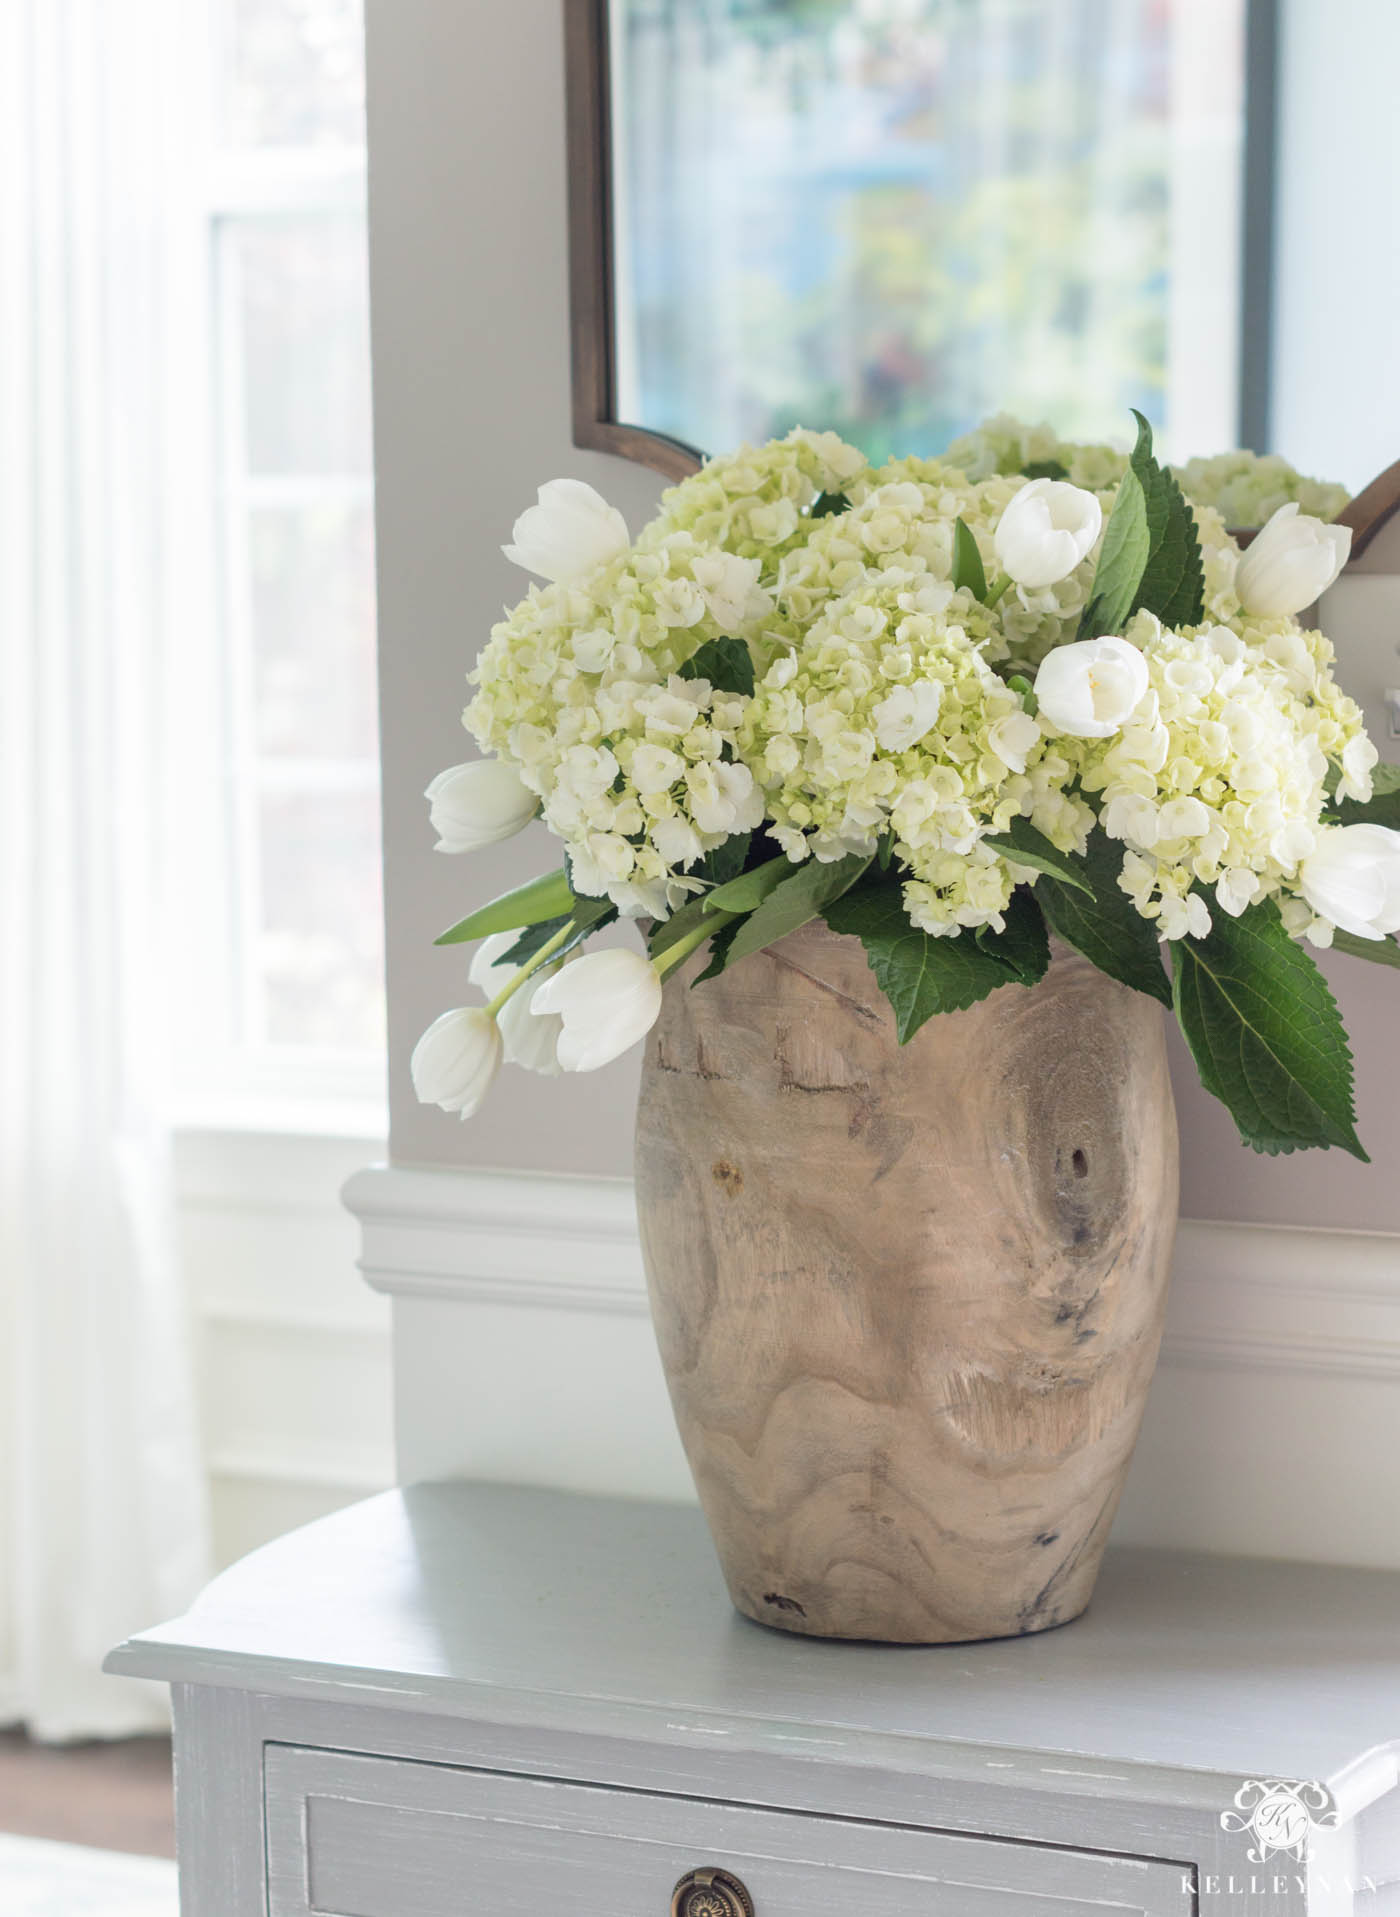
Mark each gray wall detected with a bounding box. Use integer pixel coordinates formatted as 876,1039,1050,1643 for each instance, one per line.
367,0,1400,1228
366,0,662,1176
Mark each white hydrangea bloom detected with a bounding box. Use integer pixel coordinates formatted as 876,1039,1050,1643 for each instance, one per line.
1172,450,1350,528
740,569,1092,937
465,531,769,916
643,428,871,574
1062,611,1371,939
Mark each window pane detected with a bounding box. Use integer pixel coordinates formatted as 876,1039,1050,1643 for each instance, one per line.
250,504,378,761
224,0,366,148
255,786,385,1053
609,0,1246,463
231,215,373,475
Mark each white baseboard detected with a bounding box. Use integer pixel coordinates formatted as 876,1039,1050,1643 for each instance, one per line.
343,1165,1400,1568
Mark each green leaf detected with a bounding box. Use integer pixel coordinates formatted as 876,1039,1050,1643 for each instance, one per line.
980,818,1093,894
810,490,848,519
679,637,755,697
1037,831,1172,1006
1328,762,1400,831
497,894,616,965
1330,928,1400,970
1079,464,1150,640
692,917,742,984
647,893,713,961
1170,900,1367,1159
976,888,1050,985
1125,409,1205,629
704,852,792,916
824,879,1019,1043
435,867,574,945
698,833,752,888
722,852,873,970
950,517,988,600
1022,458,1069,482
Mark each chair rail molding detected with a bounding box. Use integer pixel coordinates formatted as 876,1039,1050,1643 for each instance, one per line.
344,1164,1400,1568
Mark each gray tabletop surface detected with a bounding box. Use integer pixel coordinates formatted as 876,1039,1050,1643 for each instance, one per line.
107,1481,1400,1795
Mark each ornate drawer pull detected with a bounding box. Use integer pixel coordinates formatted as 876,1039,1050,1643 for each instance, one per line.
671,1865,755,1917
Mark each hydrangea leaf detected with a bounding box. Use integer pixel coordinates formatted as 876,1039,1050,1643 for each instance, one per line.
1327,763,1400,831
975,888,1050,985
1170,901,1367,1159
678,636,755,697
1022,458,1069,482
1078,464,1149,641
435,867,574,945
810,490,849,519
980,818,1093,894
692,917,742,984
721,852,872,970
698,832,752,888
1036,831,1172,1006
1124,409,1205,629
1330,928,1400,970
950,517,988,600
825,878,1020,1043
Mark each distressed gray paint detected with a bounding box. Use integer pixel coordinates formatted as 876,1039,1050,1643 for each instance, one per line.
105,1485,1400,1917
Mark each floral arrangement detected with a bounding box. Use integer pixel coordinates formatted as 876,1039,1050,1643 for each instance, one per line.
413,416,1399,1160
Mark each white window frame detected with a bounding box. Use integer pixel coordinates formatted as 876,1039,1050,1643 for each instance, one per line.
167,10,386,1138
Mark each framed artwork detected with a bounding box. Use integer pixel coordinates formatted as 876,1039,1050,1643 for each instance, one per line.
565,0,1272,479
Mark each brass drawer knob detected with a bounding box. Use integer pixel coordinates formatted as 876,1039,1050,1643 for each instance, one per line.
671,1866,755,1917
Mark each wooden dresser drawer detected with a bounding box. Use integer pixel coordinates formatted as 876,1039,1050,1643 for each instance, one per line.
264,1745,1191,1917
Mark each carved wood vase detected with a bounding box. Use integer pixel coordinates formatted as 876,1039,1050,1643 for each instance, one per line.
634,922,1179,1644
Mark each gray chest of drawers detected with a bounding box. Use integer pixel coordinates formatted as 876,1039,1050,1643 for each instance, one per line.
107,1483,1400,1917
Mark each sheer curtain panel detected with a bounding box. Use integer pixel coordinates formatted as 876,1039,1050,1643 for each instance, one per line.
0,0,211,1738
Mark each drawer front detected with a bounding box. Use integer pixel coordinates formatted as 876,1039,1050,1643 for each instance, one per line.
265,1746,1190,1917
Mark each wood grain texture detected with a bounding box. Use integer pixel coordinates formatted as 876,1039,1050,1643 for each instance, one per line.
635,924,1179,1644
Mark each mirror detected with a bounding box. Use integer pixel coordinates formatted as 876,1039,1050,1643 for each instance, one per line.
568,0,1256,475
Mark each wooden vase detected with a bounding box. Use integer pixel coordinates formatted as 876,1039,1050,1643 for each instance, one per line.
634,922,1179,1644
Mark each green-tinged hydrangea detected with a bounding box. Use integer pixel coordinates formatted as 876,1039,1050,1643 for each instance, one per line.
643,427,871,573
1172,450,1350,528
465,532,772,916
831,461,1116,666
740,570,1092,936
1067,612,1374,941
944,414,1349,530
943,412,1130,492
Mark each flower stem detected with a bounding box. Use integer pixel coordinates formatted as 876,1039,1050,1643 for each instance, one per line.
485,919,575,1018
984,571,1013,609
653,910,738,982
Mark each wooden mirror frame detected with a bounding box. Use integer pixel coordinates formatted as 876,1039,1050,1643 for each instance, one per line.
1338,459,1400,567
564,0,704,482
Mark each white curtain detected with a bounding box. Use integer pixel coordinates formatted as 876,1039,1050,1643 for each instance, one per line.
0,0,211,1738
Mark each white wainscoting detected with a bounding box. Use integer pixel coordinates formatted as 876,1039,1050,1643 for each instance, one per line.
344,1163,1400,1571
174,1129,392,1567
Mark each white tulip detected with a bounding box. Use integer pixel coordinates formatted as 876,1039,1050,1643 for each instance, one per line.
469,933,564,1076
1235,503,1351,618
993,478,1103,590
1034,636,1150,739
1299,824,1400,941
410,1006,502,1118
425,760,537,853
502,477,630,583
530,947,663,1072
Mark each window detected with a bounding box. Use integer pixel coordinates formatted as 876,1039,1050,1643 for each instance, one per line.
176,0,385,1126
